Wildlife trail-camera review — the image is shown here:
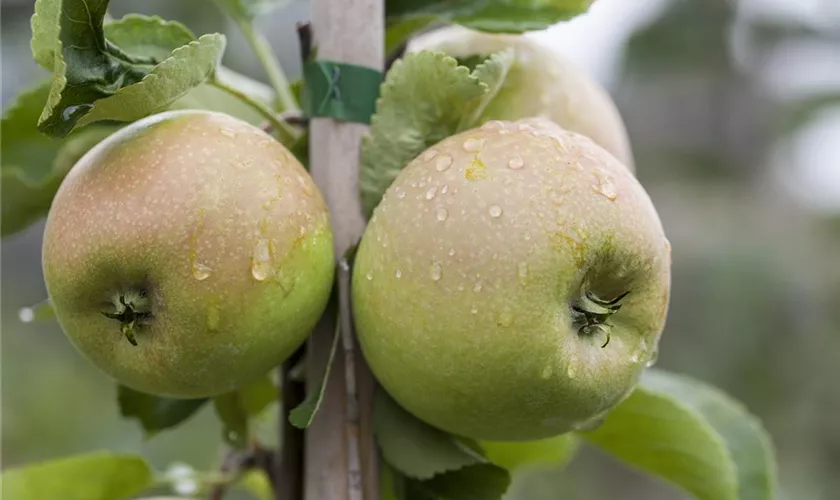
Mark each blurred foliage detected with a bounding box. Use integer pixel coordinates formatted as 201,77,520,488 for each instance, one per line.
1,0,838,499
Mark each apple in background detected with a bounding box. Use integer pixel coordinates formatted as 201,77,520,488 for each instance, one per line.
42,110,335,398
406,25,636,173
352,117,670,440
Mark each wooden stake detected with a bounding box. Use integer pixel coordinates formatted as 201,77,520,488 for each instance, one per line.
305,1,383,499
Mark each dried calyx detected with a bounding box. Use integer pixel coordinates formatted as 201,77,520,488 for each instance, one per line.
101,289,152,346
572,291,630,348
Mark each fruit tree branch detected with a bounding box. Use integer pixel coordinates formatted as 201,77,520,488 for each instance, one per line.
304,1,384,499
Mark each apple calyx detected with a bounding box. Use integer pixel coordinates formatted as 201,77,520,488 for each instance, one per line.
572,291,630,348
101,290,151,346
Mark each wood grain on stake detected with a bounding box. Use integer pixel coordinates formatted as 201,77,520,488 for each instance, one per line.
305,1,383,500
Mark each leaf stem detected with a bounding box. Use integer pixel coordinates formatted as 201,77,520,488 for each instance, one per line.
209,77,298,145
236,18,300,114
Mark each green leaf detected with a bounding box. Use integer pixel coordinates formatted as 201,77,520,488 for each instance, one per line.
373,389,486,480
288,320,341,429
169,66,274,126
580,369,761,500
1,82,117,237
480,433,580,472
405,463,511,500
37,0,159,137
385,0,594,49
30,0,61,70
213,375,276,448
103,14,196,60
0,451,153,500
632,369,779,500
359,51,491,217
75,34,226,129
117,385,208,437
458,48,514,129
212,0,291,21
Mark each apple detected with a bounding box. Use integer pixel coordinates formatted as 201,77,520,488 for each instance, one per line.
42,110,335,399
352,117,670,440
406,25,636,172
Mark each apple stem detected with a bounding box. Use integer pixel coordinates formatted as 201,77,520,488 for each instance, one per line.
101,290,151,346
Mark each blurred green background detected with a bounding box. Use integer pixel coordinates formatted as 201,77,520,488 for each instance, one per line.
2,0,839,499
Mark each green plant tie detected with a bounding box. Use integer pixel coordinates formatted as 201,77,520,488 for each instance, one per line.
302,60,382,125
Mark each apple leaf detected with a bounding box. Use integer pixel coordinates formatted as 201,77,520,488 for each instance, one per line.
0,81,117,237
580,369,778,500
212,0,291,21
117,385,208,438
385,0,594,52
288,320,341,429
74,34,226,129
360,50,509,218
480,433,580,472
458,48,513,129
169,66,275,126
406,463,511,500
30,0,61,70
213,375,276,449
0,451,153,500
103,14,196,60
373,389,488,480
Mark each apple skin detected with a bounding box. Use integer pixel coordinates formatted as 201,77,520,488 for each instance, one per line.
42,110,334,399
406,25,636,172
352,117,670,440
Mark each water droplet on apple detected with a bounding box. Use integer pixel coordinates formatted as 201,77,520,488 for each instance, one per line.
191,262,213,281
448,247,456,256
425,186,438,200
507,156,524,170
395,269,402,279
395,187,406,199
566,363,577,379
435,155,453,172
473,280,483,292
462,138,485,153
430,261,442,281
365,271,373,281
488,205,503,218
219,127,237,138
421,148,439,161
470,305,479,314
251,238,272,281
646,347,659,368
440,184,449,194
524,231,532,241
593,171,618,201
436,207,449,221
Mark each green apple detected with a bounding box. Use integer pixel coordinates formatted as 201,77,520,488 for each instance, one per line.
406,25,636,172
42,110,334,398
352,117,670,440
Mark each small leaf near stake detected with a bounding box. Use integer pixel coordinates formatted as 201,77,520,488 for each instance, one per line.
580,368,777,500
288,319,341,429
0,451,154,500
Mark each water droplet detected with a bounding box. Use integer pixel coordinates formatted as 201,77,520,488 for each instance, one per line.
192,262,213,281
435,155,453,172
496,309,513,327
251,238,272,281
206,302,220,331
440,184,449,194
481,120,505,130
430,261,442,281
508,156,524,170
421,149,439,161
425,186,438,200
18,307,34,323
436,207,449,221
470,305,479,314
462,137,485,152
593,171,618,201
550,190,565,206
365,271,373,281
219,127,237,138
61,104,93,122
517,262,528,284
566,363,577,379
488,205,503,218
395,269,402,279
298,176,316,197
524,231,532,241
473,281,483,292
395,187,406,199
541,365,553,379
448,248,456,256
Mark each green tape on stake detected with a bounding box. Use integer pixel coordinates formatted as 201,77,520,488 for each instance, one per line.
302,61,382,125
